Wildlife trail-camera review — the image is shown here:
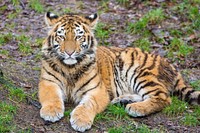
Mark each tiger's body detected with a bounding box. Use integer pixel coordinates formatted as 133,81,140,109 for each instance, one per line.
39,12,200,132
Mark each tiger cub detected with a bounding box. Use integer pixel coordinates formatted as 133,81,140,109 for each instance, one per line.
39,12,200,132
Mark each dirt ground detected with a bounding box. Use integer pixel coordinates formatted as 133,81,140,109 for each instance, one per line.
0,0,200,133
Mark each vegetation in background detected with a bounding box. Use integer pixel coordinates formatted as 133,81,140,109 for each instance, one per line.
95,22,111,45
16,34,32,54
0,102,17,132
190,80,200,91
165,38,194,61
133,38,151,52
127,8,165,34
29,0,44,13
0,33,13,46
163,97,188,116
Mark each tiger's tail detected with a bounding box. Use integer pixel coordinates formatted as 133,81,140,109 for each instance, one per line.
173,72,200,105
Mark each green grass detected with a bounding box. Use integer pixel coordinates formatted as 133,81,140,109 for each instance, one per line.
127,8,165,34
64,109,72,118
0,33,13,46
8,88,26,102
181,114,199,126
16,34,32,54
190,80,200,91
95,104,127,122
136,124,160,133
163,97,188,116
108,127,123,133
133,38,151,52
29,0,44,13
0,102,17,132
165,38,194,60
116,0,129,7
95,22,111,45
0,50,9,56
63,8,72,13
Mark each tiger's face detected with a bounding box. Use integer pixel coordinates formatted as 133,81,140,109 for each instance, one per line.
43,12,98,65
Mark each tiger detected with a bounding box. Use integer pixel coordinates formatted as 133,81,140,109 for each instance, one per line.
38,12,200,132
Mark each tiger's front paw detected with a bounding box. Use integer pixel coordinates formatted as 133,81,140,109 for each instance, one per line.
70,105,94,132
40,104,64,122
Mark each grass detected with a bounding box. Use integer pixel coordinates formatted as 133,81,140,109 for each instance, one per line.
181,114,199,126
133,38,151,52
0,50,9,56
95,22,111,45
165,38,194,60
190,80,200,91
136,124,160,133
108,127,123,133
95,104,127,122
0,102,17,132
63,8,72,13
163,97,188,116
8,88,26,102
116,0,129,7
29,0,44,13
0,33,13,46
16,34,32,54
127,8,165,34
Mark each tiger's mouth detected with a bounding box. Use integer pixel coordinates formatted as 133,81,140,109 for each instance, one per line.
63,57,77,65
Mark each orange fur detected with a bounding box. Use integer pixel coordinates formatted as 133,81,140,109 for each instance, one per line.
38,12,200,132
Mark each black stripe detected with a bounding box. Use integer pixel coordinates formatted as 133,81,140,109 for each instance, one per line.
75,73,97,95
43,66,63,86
125,51,134,79
129,66,140,85
41,77,62,89
174,79,180,89
82,82,100,96
140,53,148,69
142,88,159,98
140,71,155,77
135,80,146,93
48,36,51,46
131,55,158,91
184,90,195,102
114,67,125,93
198,94,200,104
118,56,124,72
90,36,94,48
107,89,114,101
181,87,187,92
138,81,160,93
154,91,167,96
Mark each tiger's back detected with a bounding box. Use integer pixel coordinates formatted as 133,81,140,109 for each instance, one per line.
38,12,200,132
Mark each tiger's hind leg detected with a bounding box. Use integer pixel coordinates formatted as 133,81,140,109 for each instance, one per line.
111,94,143,106
125,90,171,117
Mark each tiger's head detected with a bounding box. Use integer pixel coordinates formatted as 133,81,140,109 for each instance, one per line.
43,12,98,65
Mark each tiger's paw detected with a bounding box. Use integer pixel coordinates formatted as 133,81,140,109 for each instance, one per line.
40,104,64,122
125,103,146,117
70,105,94,132
111,94,143,107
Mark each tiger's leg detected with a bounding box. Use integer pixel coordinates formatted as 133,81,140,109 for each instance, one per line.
125,87,171,117
70,86,110,132
39,80,64,122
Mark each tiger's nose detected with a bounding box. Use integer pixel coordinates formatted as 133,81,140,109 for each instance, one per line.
65,51,75,56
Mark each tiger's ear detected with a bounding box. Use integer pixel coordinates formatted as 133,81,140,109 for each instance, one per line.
45,12,59,27
85,13,99,29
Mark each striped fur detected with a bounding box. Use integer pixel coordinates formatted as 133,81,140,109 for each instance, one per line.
39,12,200,132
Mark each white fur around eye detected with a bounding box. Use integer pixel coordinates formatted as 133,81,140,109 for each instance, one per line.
57,27,65,36
74,26,84,37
